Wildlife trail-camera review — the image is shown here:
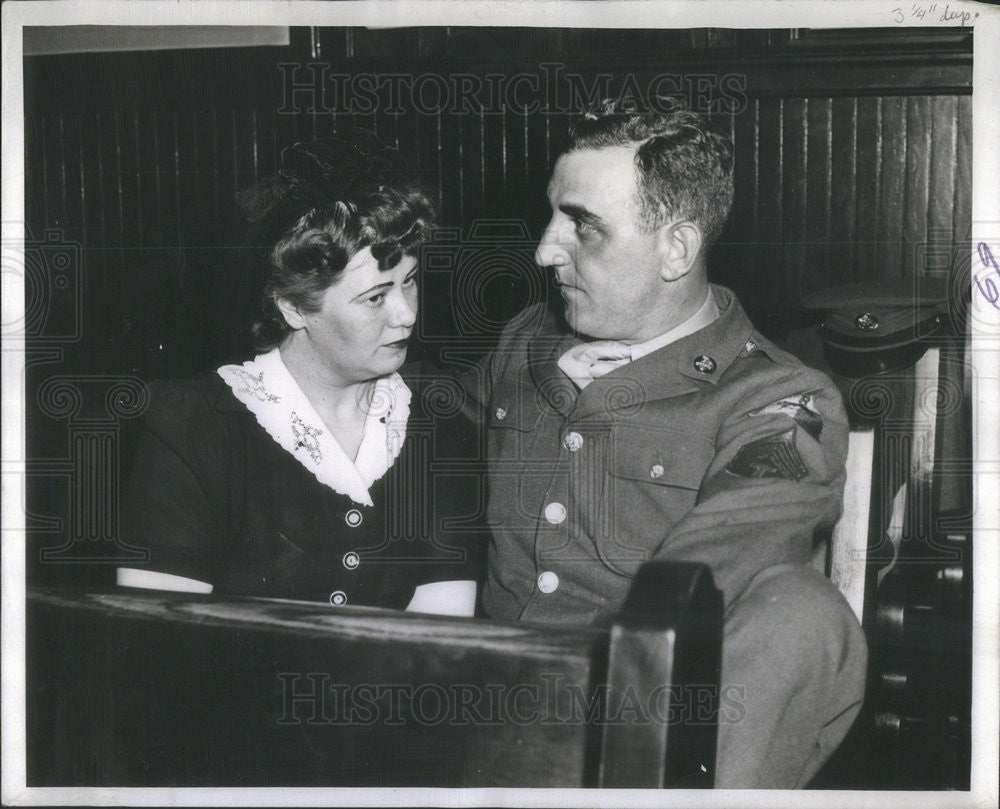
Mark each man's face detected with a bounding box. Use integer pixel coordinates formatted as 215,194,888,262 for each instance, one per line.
535,146,666,342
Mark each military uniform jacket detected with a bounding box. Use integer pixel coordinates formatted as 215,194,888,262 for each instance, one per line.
470,285,848,624
121,361,485,609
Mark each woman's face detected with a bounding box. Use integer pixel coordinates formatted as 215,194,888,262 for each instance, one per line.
284,246,419,385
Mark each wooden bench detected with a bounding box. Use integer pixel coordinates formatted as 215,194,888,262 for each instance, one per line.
27,561,722,788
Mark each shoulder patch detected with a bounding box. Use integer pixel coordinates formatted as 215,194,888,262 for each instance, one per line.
747,389,824,439
726,427,808,481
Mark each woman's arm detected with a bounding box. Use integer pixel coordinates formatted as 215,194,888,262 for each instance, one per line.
405,580,476,616
119,378,225,593
116,567,214,594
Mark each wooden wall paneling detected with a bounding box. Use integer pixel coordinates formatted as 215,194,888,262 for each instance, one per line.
877,97,906,282
854,96,883,284
56,113,87,339
271,100,297,186
903,96,932,278
524,102,552,233
248,108,262,184
463,109,487,223
167,111,185,249
122,111,144,258
55,114,72,234
927,96,958,276
782,97,808,301
432,110,448,215
411,102,429,204
454,112,469,227
110,109,133,335
182,108,215,354
482,109,506,221
716,99,759,298
219,108,245,281
392,103,422,203
927,96,958,234
151,108,180,299
754,97,784,315
135,110,161,250
829,97,857,288
37,113,61,240
953,95,972,241
202,107,223,244
229,109,246,221
805,97,832,291
209,109,226,227
93,114,111,251
149,111,168,243
72,116,90,249
371,80,399,151
25,115,46,234
502,104,529,217
437,109,462,227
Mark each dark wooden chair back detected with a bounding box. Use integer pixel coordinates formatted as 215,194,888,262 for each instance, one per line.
28,561,722,788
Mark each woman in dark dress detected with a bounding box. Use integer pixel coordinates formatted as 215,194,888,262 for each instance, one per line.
116,131,483,615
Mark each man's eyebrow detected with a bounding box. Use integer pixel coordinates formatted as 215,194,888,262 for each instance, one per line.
353,280,393,299
559,204,605,228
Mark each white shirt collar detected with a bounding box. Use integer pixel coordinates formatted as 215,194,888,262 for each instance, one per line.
627,288,721,361
217,349,411,507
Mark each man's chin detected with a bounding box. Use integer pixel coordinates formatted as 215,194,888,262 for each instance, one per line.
562,305,597,338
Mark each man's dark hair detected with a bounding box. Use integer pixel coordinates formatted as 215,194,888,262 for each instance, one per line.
238,131,436,350
563,98,734,243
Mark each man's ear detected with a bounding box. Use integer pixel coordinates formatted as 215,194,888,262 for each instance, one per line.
274,296,306,330
656,220,703,282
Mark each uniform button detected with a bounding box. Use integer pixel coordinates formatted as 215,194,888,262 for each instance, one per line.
537,571,560,594
343,551,360,570
329,590,347,606
495,406,507,421
544,502,567,525
650,464,665,479
563,431,584,452
345,509,363,527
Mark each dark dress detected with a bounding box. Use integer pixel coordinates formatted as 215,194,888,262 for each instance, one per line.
120,363,485,609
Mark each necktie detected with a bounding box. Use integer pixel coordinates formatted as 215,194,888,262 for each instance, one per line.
557,341,632,389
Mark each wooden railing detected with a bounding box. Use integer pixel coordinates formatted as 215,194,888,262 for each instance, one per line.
27,561,722,788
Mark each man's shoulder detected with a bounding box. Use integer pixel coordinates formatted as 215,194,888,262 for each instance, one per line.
717,330,848,432
731,331,836,388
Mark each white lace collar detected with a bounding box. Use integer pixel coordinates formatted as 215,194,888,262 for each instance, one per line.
217,349,411,507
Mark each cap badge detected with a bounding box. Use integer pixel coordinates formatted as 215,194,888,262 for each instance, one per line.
855,312,879,331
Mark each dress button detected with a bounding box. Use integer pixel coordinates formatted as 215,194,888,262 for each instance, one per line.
650,464,665,479
329,590,347,606
563,431,584,452
544,502,567,525
345,509,363,527
495,406,507,421
537,571,560,594
343,551,360,570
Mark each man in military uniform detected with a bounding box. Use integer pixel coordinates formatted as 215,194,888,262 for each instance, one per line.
464,99,867,787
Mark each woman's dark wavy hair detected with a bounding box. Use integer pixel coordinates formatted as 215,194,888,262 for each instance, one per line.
563,97,734,243
237,129,436,351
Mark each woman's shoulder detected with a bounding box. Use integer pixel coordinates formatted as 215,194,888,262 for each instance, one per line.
142,368,246,434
